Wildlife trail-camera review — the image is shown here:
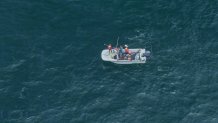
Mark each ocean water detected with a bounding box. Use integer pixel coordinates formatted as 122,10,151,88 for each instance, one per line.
0,0,218,123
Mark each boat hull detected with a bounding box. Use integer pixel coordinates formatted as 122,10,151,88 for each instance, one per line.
101,48,149,64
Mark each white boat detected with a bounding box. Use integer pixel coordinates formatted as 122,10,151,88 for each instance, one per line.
101,48,151,64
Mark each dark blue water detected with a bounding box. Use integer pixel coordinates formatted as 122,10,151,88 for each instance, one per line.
0,0,218,123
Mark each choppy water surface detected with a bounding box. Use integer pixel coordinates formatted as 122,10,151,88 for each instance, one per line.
0,0,218,123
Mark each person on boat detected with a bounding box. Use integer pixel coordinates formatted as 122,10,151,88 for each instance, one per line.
107,44,112,54
124,44,129,54
119,45,124,58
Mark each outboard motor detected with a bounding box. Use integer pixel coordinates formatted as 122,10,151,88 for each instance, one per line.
144,51,151,58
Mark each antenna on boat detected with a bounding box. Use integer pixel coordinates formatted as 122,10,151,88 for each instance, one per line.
116,36,119,48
